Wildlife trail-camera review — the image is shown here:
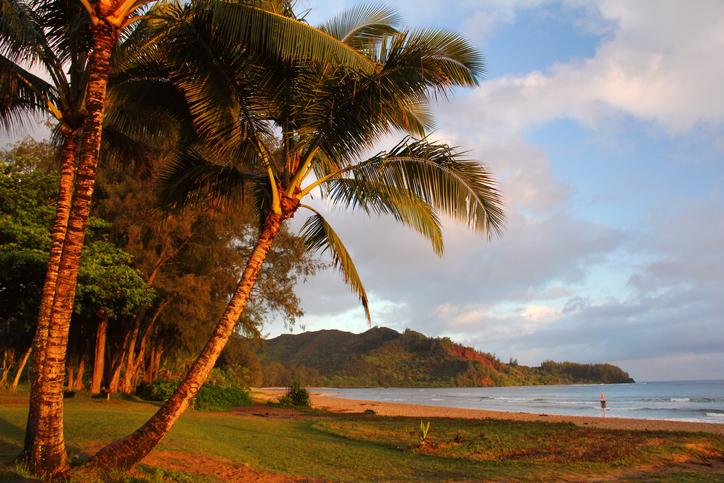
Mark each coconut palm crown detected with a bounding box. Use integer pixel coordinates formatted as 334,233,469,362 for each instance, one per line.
156,2,504,320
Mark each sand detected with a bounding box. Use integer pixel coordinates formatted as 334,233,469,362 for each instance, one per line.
253,387,724,435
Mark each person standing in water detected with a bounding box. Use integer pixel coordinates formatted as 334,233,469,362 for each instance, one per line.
600,391,607,417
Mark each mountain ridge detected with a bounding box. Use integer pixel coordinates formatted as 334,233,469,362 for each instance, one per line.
258,327,634,387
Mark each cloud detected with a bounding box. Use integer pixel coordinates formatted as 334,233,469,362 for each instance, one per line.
302,0,550,44
448,195,724,380
440,0,724,136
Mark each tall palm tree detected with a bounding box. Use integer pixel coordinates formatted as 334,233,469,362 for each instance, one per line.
0,0,92,463
91,4,503,470
1,0,174,472
12,0,382,476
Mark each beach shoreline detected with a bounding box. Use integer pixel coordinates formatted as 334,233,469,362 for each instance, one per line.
252,387,724,435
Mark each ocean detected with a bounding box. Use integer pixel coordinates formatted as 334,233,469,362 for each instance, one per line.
317,380,724,423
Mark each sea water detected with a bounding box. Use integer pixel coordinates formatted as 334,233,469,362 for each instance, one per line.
317,380,724,423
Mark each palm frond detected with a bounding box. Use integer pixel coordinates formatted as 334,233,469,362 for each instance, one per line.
293,27,482,164
210,1,376,73
319,4,400,52
324,177,444,255
153,2,279,155
34,0,92,65
0,0,44,63
106,75,191,144
299,206,370,322
112,4,168,73
393,99,433,138
325,137,504,238
388,29,484,89
0,54,57,132
157,147,264,211
100,124,160,173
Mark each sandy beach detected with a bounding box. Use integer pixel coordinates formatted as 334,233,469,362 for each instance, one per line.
253,387,724,435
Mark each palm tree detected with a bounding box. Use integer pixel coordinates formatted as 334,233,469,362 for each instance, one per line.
1,0,172,472
9,0,383,476
90,4,503,470
0,0,93,464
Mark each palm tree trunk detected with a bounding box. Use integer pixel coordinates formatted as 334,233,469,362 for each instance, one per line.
73,358,85,392
66,362,74,392
91,213,284,470
11,346,32,391
27,24,118,477
91,315,108,395
23,132,78,454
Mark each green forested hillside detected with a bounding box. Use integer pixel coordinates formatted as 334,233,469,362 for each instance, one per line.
259,327,634,387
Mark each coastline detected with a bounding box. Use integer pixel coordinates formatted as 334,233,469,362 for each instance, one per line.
253,387,724,435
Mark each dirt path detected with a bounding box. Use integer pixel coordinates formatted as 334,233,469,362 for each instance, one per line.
140,450,307,482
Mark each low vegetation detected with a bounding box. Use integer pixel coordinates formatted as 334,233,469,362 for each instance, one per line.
136,380,251,412
1,391,721,481
276,382,310,407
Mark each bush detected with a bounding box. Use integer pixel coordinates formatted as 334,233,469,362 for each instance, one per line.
194,385,251,411
278,381,310,407
136,379,251,411
136,380,179,401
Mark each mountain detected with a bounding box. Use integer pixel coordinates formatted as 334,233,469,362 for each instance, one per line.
258,327,634,387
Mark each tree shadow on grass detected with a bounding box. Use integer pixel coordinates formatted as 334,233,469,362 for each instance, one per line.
0,413,84,457
0,415,23,463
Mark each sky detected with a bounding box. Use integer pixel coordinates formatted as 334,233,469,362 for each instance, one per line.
265,0,724,382
4,1,722,382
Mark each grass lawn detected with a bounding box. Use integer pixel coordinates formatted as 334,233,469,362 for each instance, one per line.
1,390,723,481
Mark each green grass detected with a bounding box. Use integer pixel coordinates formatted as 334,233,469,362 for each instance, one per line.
1,391,723,481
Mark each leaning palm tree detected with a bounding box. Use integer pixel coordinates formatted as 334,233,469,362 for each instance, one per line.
12,0,379,476
91,3,503,470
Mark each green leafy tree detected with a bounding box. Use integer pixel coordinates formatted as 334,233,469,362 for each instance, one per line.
0,141,58,390
0,141,153,397
90,152,317,392
91,3,503,470
74,241,154,394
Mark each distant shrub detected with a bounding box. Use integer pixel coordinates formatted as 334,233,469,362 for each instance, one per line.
278,381,310,407
206,367,249,389
136,380,179,401
363,409,376,415
194,384,251,411
136,379,251,411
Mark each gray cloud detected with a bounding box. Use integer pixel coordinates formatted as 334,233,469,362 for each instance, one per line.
449,198,724,380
